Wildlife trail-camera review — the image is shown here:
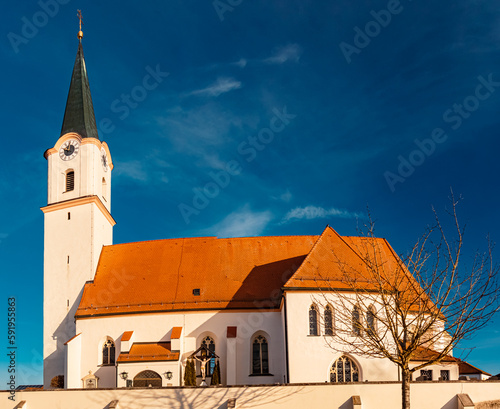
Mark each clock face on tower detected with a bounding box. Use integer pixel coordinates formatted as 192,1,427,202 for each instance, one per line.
59,140,80,161
101,148,108,171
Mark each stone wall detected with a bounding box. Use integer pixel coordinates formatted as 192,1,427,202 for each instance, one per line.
2,380,500,409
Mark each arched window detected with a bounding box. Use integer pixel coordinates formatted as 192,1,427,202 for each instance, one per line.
133,370,162,387
102,338,115,366
252,335,269,375
201,336,216,376
65,171,74,192
352,305,362,336
367,306,376,334
330,356,359,382
309,304,319,336
325,305,334,335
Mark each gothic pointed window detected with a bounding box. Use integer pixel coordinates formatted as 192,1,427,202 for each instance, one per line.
102,338,115,366
352,305,362,336
325,305,334,335
367,305,376,334
309,304,319,335
330,356,359,382
201,336,216,376
65,171,75,192
252,335,269,375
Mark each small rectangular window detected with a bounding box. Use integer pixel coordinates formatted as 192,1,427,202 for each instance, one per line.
67,256,70,264
440,370,450,381
193,288,200,296
67,299,69,307
421,369,433,381
68,212,71,220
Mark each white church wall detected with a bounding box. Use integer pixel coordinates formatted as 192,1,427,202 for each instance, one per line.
75,308,285,387
285,291,399,383
64,334,81,389
116,362,180,387
410,362,460,381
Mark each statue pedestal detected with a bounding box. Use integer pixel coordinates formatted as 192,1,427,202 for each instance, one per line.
200,380,207,387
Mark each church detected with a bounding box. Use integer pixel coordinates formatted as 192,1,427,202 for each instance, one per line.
41,28,460,390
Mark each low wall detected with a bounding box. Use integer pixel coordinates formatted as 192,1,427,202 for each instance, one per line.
2,381,500,409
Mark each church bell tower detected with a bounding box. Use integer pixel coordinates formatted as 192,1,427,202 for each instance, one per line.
41,18,115,388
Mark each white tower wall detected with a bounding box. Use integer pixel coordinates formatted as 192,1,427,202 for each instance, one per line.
42,132,114,388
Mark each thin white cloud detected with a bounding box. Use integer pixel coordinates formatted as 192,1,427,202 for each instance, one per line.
189,77,242,97
232,58,247,68
272,189,292,203
0,233,8,244
210,206,273,238
114,160,149,181
282,205,362,223
265,44,302,64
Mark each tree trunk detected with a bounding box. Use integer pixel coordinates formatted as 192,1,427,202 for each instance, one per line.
402,368,411,409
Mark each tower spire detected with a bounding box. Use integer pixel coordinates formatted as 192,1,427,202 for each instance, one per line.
60,10,98,139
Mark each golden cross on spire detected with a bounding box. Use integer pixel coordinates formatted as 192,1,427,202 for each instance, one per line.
77,10,84,40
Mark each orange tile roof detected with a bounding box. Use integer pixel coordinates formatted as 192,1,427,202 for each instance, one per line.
64,333,81,345
458,360,491,376
117,342,179,363
76,235,317,318
410,346,458,363
284,227,437,314
171,327,182,339
121,331,133,341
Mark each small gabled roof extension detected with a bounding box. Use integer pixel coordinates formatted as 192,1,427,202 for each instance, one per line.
410,346,458,363
458,360,491,376
117,342,179,363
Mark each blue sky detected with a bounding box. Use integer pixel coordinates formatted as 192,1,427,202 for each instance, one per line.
1,0,500,385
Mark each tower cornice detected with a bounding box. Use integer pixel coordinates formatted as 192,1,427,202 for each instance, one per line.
41,195,116,226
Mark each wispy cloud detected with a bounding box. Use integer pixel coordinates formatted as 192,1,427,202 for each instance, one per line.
265,44,302,64
209,206,273,238
272,189,292,203
114,160,149,181
0,233,8,244
282,205,362,223
189,77,242,97
232,58,247,68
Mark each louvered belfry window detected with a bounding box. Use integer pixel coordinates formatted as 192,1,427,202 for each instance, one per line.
66,171,75,192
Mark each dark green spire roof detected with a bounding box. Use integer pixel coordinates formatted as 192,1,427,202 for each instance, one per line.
60,41,98,139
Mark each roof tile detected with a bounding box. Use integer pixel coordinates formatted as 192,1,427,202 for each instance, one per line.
117,342,179,363
171,327,182,339
77,235,316,317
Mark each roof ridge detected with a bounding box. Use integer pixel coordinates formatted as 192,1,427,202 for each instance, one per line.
283,225,335,287
104,234,320,248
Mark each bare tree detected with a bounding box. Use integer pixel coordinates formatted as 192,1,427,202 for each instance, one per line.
314,196,499,409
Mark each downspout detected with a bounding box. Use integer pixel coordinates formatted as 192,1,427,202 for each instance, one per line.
283,294,290,383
